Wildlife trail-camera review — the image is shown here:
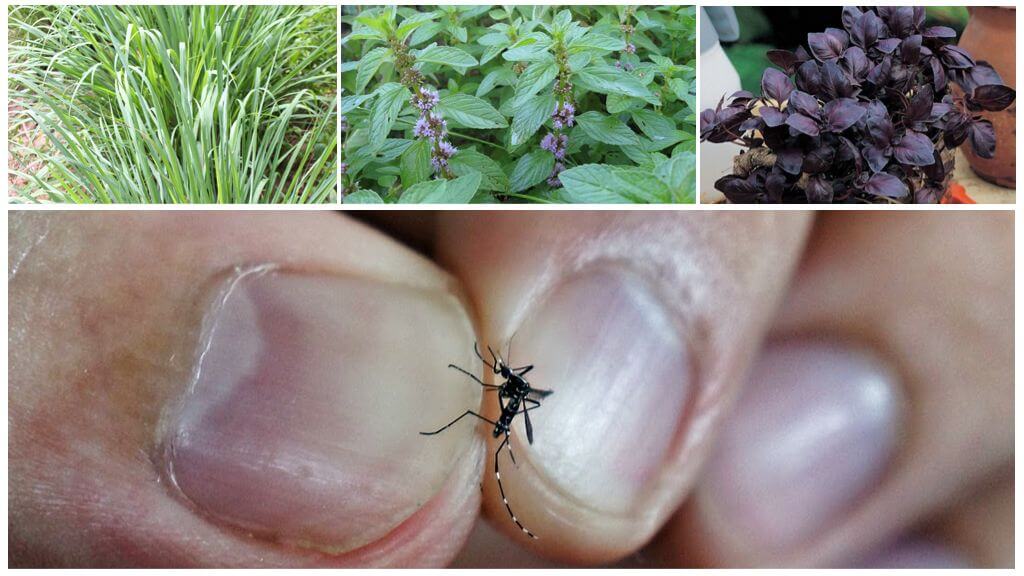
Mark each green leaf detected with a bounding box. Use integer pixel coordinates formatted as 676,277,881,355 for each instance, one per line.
576,111,639,146
510,92,555,147
443,172,482,201
631,109,683,150
654,152,696,203
409,21,443,46
669,78,696,110
606,94,645,114
558,164,672,203
502,41,551,62
477,67,516,98
510,150,555,192
355,47,391,95
344,189,385,203
398,172,480,203
568,32,626,53
449,150,509,192
368,83,410,150
396,11,437,42
437,93,507,129
400,138,432,187
447,23,468,43
415,44,477,68
573,65,653,101
513,59,558,107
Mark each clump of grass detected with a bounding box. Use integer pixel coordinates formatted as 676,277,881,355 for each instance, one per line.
9,5,337,203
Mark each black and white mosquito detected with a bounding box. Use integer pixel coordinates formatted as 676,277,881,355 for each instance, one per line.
420,341,553,539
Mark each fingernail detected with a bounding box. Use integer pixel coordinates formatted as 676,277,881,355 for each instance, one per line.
698,340,902,554
854,539,971,568
512,266,690,512
163,268,477,552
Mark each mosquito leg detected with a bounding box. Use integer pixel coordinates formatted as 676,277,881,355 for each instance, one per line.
419,410,496,436
514,364,534,376
447,364,501,389
474,342,497,373
494,436,537,539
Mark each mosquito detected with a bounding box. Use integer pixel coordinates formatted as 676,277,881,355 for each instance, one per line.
420,340,553,539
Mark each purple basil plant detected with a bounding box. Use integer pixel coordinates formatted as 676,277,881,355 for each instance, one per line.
700,6,1016,203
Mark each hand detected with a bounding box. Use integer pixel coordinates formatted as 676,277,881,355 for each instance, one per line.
8,211,1011,567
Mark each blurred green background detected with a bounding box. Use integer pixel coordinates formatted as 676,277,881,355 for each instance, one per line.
723,7,970,92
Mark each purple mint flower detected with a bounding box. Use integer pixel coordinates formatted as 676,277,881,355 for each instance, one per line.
414,112,447,141
438,140,457,159
412,86,440,112
430,139,457,173
340,115,348,134
414,116,434,139
547,161,565,187
540,133,558,153
552,102,575,130
624,42,636,54
340,162,348,175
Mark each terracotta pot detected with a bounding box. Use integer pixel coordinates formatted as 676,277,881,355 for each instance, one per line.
957,7,1016,188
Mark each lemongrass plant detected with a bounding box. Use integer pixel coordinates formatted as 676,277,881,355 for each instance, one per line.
8,5,337,203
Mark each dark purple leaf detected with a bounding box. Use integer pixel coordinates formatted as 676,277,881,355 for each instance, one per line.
821,60,855,99
915,186,942,204
901,34,923,65
905,85,933,125
868,57,893,86
785,112,820,137
851,10,882,48
841,6,863,32
795,60,822,93
930,57,947,92
766,50,802,73
876,38,902,54
805,176,834,202
808,28,849,61
759,105,788,127
930,101,952,121
890,7,917,38
863,144,890,173
942,111,971,148
923,26,957,39
761,67,795,103
893,130,936,166
922,149,947,182
941,45,975,69
803,145,835,173
969,63,1004,87
716,174,763,203
775,147,803,175
729,90,757,101
970,85,1016,111
788,90,820,118
863,172,909,198
866,109,895,146
968,119,996,158
795,45,812,62
842,46,870,79
824,97,866,132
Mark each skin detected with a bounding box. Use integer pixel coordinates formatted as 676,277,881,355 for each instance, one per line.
8,211,1012,567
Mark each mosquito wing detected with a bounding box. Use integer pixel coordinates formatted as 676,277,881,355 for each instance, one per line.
528,388,554,399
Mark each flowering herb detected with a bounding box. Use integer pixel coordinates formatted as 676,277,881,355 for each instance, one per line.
341,5,697,203
700,6,1016,203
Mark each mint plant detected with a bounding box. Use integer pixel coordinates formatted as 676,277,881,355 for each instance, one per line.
341,6,697,203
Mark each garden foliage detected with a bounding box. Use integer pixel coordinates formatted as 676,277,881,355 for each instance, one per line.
701,6,1016,204
9,5,337,203
341,6,697,203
